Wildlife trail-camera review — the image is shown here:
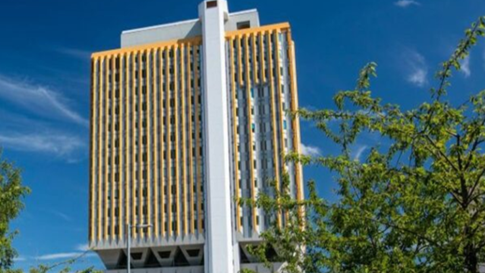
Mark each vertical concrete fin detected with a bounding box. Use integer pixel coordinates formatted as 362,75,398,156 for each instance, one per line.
198,0,235,272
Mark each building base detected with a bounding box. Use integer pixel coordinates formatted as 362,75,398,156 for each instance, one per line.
106,266,203,273
105,263,285,273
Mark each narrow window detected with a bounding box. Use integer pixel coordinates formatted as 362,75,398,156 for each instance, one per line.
237,21,251,30
206,1,217,8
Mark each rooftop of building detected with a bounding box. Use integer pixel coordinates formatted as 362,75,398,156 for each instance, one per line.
91,0,292,58
120,8,260,48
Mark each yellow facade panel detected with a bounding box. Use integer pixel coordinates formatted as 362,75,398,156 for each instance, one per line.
237,35,243,87
161,47,167,237
111,56,116,240
259,33,266,83
124,53,130,235
159,47,166,237
286,32,305,219
166,46,172,237
138,51,144,239
251,33,258,84
90,58,97,243
96,58,102,242
117,54,122,241
103,56,109,240
153,49,159,238
181,44,188,236
146,49,153,238
225,23,290,38
92,37,202,58
174,44,180,237
130,53,137,239
187,44,195,235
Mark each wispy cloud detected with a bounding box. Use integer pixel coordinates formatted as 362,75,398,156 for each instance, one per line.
402,49,428,87
461,55,471,78
395,0,420,8
56,47,91,61
36,252,82,261
352,145,368,161
0,132,84,156
15,244,95,263
0,75,88,127
36,252,95,261
53,211,71,222
14,256,27,262
301,143,321,157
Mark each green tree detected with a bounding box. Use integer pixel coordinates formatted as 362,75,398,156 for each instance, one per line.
0,150,29,271
0,151,101,273
245,17,485,273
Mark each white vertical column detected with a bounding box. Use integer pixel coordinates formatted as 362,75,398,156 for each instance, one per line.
198,1,235,273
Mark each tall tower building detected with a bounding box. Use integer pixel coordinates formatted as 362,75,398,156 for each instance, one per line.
89,1,303,272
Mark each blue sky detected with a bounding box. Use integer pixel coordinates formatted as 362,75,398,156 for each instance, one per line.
1,0,484,270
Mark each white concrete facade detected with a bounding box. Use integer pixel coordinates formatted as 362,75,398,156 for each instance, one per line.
198,1,235,273
121,8,259,48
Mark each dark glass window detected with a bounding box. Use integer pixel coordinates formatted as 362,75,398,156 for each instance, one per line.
237,21,251,30
206,0,217,8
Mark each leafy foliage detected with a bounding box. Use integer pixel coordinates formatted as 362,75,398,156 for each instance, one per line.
0,151,30,271
0,150,100,273
246,17,485,273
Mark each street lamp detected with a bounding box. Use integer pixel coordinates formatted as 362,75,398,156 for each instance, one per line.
126,223,152,273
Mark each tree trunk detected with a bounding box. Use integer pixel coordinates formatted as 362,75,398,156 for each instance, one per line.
465,245,478,273
465,225,478,273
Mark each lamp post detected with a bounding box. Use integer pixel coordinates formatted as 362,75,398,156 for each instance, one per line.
126,223,151,273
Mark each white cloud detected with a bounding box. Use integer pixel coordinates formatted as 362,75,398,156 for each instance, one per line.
0,75,88,127
76,243,90,252
15,244,95,263
395,0,420,8
14,256,27,262
35,252,95,261
403,49,428,87
301,143,321,157
352,145,368,161
36,252,80,261
461,55,471,78
408,69,427,87
0,132,84,156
